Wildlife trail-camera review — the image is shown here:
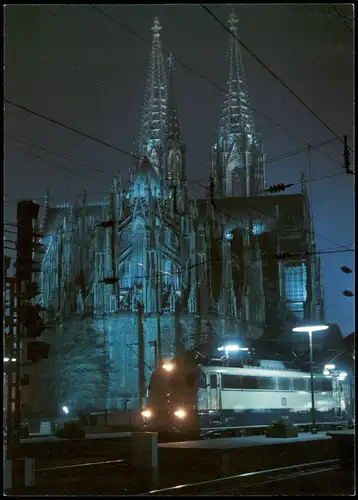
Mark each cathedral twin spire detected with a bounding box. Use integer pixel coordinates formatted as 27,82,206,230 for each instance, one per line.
218,11,255,142
137,17,183,183
136,10,264,196
213,9,265,198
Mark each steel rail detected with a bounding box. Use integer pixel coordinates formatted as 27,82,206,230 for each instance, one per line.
208,463,340,495
141,459,340,495
36,458,128,473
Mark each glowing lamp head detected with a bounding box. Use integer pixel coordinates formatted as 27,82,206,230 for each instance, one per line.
62,406,69,415
162,362,175,372
325,364,336,370
141,409,152,419
292,323,329,333
218,344,248,353
173,408,187,419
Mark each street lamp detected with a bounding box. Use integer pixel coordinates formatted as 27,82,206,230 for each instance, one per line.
292,323,329,434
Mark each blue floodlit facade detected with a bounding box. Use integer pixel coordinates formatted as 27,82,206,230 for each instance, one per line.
23,13,325,418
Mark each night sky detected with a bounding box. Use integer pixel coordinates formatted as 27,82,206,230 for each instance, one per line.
4,5,354,336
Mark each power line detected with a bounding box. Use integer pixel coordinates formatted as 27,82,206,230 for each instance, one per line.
10,146,103,184
331,5,353,34
201,5,352,151
214,137,344,186
5,99,143,163
4,79,351,255
90,4,343,161
6,134,350,255
205,182,354,254
8,137,116,180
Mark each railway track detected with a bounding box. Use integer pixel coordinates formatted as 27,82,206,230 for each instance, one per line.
144,459,341,496
36,458,129,473
206,460,341,495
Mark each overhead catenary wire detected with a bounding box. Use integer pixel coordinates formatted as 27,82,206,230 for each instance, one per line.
5,99,144,164
8,137,116,180
5,107,351,255
11,146,105,184
4,39,351,256
331,5,353,34
201,4,353,152
90,4,351,169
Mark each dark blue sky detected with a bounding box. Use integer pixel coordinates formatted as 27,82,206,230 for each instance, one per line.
4,5,354,335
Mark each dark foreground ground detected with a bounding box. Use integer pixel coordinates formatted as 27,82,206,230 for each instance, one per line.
5,432,355,495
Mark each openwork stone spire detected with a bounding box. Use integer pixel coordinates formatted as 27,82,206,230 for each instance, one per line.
212,9,265,197
218,10,255,141
138,17,168,171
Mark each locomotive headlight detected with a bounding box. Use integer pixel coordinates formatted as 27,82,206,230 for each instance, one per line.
141,409,152,419
174,408,187,419
162,362,175,372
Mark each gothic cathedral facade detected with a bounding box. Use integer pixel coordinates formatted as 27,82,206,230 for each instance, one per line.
26,13,324,418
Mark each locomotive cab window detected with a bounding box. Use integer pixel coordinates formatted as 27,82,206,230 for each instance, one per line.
198,374,207,389
210,374,218,389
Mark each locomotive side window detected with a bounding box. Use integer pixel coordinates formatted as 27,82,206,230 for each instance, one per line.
210,374,218,389
222,374,242,389
241,376,259,389
258,377,276,390
277,378,293,391
313,379,323,392
293,378,309,391
321,379,333,392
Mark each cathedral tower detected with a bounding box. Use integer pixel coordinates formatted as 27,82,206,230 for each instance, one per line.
132,18,185,198
212,10,265,197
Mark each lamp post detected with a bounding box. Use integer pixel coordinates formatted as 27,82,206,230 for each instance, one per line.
292,323,329,434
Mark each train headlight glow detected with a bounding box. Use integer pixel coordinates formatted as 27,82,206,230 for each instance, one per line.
141,409,152,419
162,362,174,372
173,408,187,419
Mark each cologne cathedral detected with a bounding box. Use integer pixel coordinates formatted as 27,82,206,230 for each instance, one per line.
25,12,325,418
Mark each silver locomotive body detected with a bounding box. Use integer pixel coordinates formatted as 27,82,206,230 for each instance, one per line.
142,361,347,437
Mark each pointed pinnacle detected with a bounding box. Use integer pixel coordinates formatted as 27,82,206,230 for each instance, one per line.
228,9,238,32
152,17,162,36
